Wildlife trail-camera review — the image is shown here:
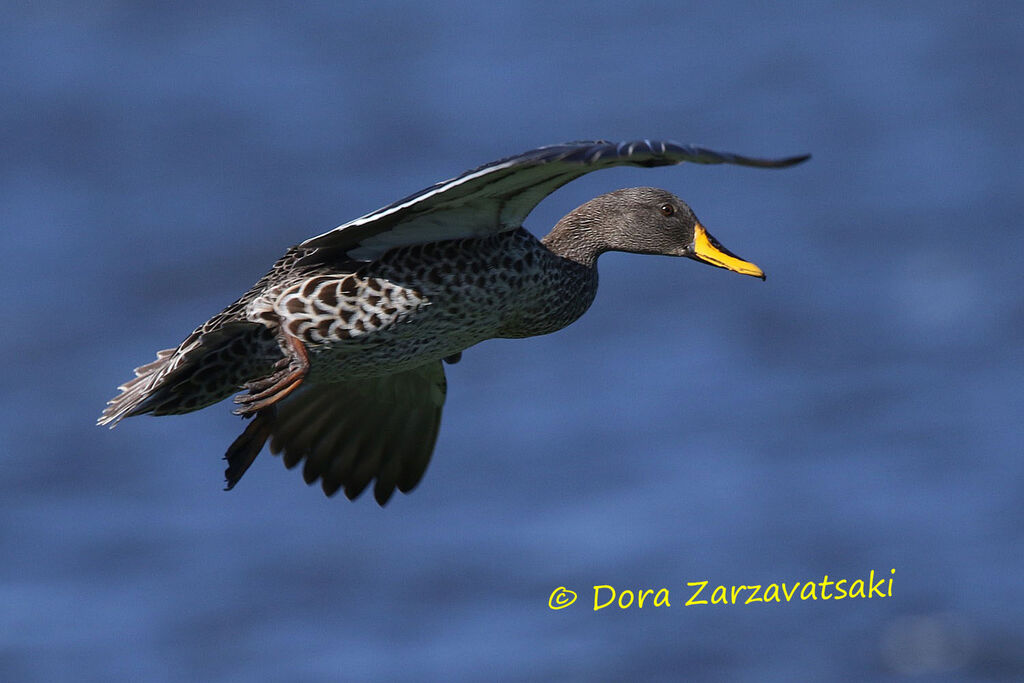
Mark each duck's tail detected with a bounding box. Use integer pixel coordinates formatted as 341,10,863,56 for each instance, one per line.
98,322,279,427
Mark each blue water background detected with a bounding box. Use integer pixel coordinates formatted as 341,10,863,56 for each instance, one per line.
2,2,1022,680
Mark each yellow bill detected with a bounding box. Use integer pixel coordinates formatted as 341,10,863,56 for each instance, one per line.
691,224,765,280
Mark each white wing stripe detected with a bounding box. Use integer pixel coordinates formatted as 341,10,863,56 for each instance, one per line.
306,159,522,242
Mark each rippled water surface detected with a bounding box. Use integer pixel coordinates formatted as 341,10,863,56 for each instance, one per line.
2,3,1022,681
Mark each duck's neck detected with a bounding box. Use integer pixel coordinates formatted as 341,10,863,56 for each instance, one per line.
540,211,608,268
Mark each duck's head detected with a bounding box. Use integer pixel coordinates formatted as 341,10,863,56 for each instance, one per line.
544,187,765,279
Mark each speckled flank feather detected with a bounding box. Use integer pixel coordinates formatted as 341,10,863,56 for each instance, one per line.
243,229,598,383
99,139,807,503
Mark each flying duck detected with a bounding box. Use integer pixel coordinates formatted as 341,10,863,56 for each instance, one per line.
99,139,809,504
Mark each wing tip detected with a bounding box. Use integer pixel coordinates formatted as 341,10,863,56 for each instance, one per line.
775,153,812,167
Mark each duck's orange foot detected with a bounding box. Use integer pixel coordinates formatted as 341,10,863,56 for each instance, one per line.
233,334,309,416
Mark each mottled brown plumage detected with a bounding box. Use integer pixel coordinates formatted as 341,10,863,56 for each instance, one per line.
99,140,808,504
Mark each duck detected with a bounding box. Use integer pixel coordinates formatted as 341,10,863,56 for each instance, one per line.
99,139,809,505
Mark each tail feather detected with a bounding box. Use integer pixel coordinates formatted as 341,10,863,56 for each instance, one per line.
98,349,178,427
98,322,279,427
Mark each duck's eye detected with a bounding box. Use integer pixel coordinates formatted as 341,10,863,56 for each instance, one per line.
659,203,675,217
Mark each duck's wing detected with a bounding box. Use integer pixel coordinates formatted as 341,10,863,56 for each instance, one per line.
255,362,447,505
301,139,809,260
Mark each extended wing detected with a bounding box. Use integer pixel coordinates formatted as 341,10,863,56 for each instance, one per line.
301,139,809,260
263,362,447,505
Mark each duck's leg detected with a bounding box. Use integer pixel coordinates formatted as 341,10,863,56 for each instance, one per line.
233,333,310,415
224,406,276,490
